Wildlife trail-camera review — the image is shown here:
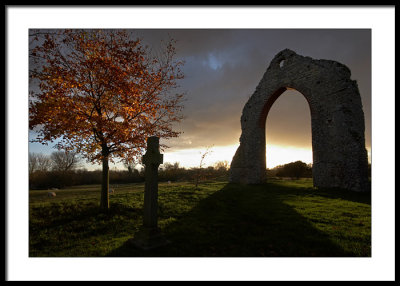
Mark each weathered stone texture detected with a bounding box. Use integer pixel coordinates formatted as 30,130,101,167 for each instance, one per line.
131,136,169,250
142,136,163,228
230,49,369,192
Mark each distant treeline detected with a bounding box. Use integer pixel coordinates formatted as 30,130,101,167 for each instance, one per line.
28,151,371,189
267,160,371,180
267,161,313,179
29,159,312,190
29,161,231,190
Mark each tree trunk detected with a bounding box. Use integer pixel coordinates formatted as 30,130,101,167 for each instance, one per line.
100,146,110,210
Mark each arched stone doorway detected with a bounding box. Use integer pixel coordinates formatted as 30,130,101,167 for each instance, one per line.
229,49,369,192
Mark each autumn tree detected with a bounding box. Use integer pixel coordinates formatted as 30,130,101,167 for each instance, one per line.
29,29,185,209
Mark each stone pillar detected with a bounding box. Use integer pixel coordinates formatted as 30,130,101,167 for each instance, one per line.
142,137,163,228
131,136,169,250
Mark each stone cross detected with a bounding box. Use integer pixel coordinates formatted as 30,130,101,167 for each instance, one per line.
131,136,168,250
142,136,163,228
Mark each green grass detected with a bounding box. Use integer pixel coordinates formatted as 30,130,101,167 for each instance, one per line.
29,178,371,257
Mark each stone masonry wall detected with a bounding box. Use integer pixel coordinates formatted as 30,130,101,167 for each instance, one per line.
229,49,369,192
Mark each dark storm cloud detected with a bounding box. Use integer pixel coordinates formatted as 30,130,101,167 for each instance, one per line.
133,29,371,152
29,29,371,153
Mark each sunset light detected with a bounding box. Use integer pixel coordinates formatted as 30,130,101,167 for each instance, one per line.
162,144,238,168
161,144,371,170
266,145,312,169
163,144,313,169
9,6,395,279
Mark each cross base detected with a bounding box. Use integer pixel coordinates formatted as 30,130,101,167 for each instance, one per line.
130,227,170,250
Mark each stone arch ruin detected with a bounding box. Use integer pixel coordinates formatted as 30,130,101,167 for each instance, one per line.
229,49,369,192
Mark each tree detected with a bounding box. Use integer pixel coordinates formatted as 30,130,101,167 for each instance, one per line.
29,152,38,175
123,161,137,175
195,146,213,188
276,160,312,179
214,160,229,171
162,161,180,171
213,160,229,178
29,29,185,209
29,152,52,173
50,151,80,172
159,161,182,182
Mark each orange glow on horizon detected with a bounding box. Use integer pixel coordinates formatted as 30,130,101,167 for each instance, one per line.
102,145,371,171
162,144,313,169
266,145,312,168
162,144,371,169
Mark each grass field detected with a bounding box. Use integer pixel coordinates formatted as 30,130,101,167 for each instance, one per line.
29,178,371,257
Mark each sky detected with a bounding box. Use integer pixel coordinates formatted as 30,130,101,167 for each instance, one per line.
28,29,372,170
8,7,395,281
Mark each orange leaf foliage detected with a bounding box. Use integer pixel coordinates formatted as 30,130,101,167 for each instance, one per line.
29,29,185,164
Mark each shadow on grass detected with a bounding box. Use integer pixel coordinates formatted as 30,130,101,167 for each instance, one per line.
29,201,143,256
107,182,361,257
313,186,371,205
267,178,371,205
30,201,141,229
